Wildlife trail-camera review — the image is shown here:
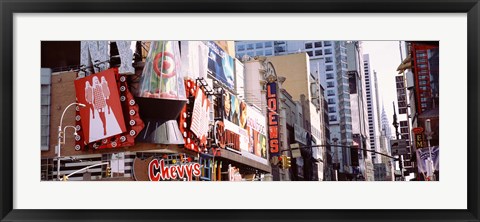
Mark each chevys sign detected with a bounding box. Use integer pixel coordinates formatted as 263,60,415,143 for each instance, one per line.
149,159,201,181
133,157,201,181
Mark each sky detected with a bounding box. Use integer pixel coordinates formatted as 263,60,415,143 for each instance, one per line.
362,41,407,137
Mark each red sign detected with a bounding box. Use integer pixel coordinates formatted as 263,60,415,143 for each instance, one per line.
413,127,425,149
148,159,201,181
267,82,279,157
74,68,127,143
179,79,210,152
214,120,241,151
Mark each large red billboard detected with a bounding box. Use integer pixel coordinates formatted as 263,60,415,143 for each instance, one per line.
74,69,127,143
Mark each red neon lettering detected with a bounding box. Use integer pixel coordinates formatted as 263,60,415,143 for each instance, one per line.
148,159,202,181
185,164,193,181
193,164,201,177
148,159,161,181
268,98,277,111
176,165,185,179
270,139,279,153
269,126,278,139
268,112,277,125
267,84,276,98
160,159,170,180
169,166,177,180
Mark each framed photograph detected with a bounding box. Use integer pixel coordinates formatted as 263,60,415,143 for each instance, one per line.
1,0,479,221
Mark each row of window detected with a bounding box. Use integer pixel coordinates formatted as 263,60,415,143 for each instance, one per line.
237,42,273,51
237,49,273,58
305,41,332,49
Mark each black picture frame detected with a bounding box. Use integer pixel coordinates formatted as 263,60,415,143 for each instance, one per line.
1,0,479,221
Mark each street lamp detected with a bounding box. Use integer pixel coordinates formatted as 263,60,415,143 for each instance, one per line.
57,102,86,180
424,119,435,181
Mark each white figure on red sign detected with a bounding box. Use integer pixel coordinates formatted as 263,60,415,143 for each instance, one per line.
85,76,112,136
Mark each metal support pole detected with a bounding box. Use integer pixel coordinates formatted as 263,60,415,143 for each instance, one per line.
57,102,85,180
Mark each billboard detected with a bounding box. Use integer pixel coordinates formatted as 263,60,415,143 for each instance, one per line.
206,41,234,90
222,91,241,125
416,146,439,175
74,68,126,143
246,106,267,159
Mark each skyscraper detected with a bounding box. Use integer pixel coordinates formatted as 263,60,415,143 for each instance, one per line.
363,54,381,164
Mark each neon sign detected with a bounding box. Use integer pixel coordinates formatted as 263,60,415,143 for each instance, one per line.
148,159,201,181
267,82,279,156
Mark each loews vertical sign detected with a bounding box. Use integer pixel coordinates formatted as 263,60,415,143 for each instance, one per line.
267,82,279,158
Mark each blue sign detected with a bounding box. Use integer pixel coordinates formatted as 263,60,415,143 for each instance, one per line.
206,41,234,90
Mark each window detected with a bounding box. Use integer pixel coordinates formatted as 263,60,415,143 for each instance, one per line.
265,50,273,56
327,90,335,96
306,51,313,57
247,51,254,57
41,68,52,151
328,99,335,104
256,51,264,56
326,73,334,79
315,50,323,56
325,57,333,63
325,48,332,55
326,65,333,71
324,41,332,47
305,43,313,49
329,115,337,121
237,45,245,51
314,42,322,48
255,42,263,49
328,107,336,113
246,44,254,50
327,81,335,88
265,42,273,47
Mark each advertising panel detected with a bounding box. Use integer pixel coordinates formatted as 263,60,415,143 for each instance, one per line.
223,119,249,152
246,106,267,159
222,91,241,125
214,120,244,152
74,68,126,143
206,41,235,90
416,146,439,174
